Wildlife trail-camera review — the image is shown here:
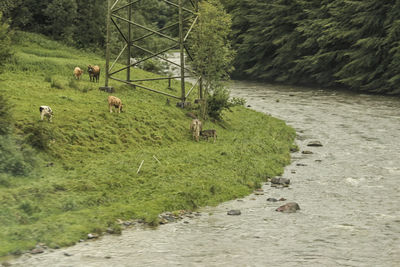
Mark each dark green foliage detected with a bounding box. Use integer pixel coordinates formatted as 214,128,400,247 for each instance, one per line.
0,12,12,72
206,86,232,121
2,0,176,53
43,0,78,43
187,0,235,120
23,122,54,151
0,95,36,176
225,0,400,94
0,94,12,135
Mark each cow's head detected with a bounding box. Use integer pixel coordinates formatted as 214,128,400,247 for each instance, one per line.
87,65,93,73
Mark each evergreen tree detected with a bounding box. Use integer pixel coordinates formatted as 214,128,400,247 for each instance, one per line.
333,0,396,93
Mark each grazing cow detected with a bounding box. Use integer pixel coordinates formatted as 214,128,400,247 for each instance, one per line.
190,119,202,142
88,65,100,82
73,67,83,80
108,96,123,113
39,106,53,122
200,129,217,143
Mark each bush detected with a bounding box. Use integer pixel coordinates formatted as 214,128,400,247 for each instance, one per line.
0,135,36,176
23,122,54,150
206,86,233,121
0,94,12,135
230,97,246,106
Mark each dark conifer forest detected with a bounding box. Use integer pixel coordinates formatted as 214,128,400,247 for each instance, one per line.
223,0,400,94
2,0,400,94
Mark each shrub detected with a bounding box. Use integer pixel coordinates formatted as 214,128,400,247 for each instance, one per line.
23,122,54,150
0,95,36,176
0,135,36,176
230,97,246,106
0,94,12,135
206,86,233,121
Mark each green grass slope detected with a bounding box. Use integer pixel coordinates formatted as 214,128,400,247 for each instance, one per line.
0,32,296,256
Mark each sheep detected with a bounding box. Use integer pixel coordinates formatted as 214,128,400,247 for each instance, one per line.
88,65,100,82
190,119,202,142
73,67,83,80
108,96,123,113
39,106,53,122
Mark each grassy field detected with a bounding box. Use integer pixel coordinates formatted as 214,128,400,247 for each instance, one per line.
0,31,296,256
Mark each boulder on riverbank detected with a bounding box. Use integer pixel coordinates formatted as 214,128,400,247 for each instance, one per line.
307,140,323,147
270,177,290,187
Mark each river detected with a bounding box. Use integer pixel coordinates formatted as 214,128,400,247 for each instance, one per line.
8,81,400,266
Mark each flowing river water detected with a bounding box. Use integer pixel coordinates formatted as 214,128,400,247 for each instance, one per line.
8,81,400,267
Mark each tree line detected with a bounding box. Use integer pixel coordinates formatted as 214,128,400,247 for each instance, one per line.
0,0,179,52
2,0,400,94
222,0,400,94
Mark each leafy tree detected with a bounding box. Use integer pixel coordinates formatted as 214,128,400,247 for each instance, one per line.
44,0,78,42
74,0,106,50
188,0,235,120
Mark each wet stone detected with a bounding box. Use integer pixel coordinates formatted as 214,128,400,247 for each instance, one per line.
254,189,264,195
227,210,241,216
276,202,300,213
302,150,314,154
267,198,278,202
123,221,132,226
87,233,99,239
307,141,323,147
30,248,44,254
271,178,290,186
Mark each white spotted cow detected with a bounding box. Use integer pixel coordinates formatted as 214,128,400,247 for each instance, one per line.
39,106,53,122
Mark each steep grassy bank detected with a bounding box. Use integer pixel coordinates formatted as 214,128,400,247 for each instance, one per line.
0,32,296,256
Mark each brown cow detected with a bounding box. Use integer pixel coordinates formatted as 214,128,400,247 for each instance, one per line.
88,65,100,82
73,67,83,80
200,129,217,143
108,96,123,113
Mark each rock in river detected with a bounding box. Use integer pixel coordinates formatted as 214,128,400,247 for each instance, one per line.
276,202,301,213
227,210,241,216
307,140,323,147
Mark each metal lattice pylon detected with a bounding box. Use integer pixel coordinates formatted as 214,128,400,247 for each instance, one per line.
102,0,201,104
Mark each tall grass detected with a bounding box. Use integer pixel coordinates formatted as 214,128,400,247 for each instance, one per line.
0,31,296,256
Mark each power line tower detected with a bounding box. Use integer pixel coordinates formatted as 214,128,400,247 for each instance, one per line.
101,0,201,106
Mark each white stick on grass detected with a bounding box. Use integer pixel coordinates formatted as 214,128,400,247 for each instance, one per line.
137,160,144,174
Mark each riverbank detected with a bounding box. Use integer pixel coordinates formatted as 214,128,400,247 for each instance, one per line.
0,32,296,257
